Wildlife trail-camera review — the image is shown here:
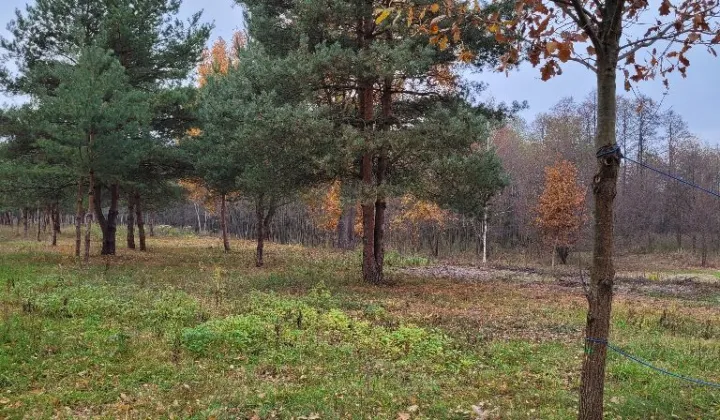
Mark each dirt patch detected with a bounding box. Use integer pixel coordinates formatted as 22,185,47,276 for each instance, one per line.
397,265,720,301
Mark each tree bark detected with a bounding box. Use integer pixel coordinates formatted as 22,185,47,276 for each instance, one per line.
51,202,59,247
75,178,84,257
106,184,119,255
578,50,621,420
360,78,379,283
22,207,29,239
84,171,95,263
53,202,61,234
36,207,42,242
256,196,265,267
372,77,392,281
127,193,136,249
135,192,146,251
221,194,230,252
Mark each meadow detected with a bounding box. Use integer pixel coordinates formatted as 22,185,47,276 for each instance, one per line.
1,229,719,419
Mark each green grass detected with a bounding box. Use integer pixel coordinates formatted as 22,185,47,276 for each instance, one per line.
0,231,719,418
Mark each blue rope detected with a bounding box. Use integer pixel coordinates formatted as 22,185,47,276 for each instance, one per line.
585,338,720,389
623,155,720,200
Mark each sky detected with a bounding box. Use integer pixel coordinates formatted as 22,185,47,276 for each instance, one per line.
2,0,719,141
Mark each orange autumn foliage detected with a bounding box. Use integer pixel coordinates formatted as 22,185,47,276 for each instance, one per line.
179,179,217,214
305,181,343,232
392,195,450,240
197,32,246,87
535,160,586,247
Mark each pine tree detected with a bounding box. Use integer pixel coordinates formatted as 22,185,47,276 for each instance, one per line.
1,0,211,255
240,0,512,283
37,47,149,259
193,44,334,266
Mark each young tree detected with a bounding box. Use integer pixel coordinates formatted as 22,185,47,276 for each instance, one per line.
189,36,243,252
423,148,509,256
535,160,586,266
490,0,720,416
194,45,334,266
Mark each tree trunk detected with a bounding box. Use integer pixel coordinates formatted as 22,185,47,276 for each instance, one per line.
51,202,59,246
193,203,202,234
75,178,84,257
256,196,265,267
221,194,230,252
148,213,154,237
22,207,29,239
127,193,136,249
557,246,570,265
578,53,621,420
96,183,119,255
107,184,119,255
135,192,146,251
371,77,392,281
84,171,95,263
36,207,42,242
53,202,61,235
701,231,708,267
360,78,380,284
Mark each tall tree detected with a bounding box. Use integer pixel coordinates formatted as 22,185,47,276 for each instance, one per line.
492,0,720,417
241,0,512,283
1,0,211,255
38,47,149,260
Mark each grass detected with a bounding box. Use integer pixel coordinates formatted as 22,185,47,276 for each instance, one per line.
0,229,719,419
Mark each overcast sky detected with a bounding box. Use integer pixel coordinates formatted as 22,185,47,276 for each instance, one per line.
2,0,719,141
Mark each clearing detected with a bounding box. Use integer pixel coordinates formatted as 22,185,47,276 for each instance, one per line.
1,231,719,419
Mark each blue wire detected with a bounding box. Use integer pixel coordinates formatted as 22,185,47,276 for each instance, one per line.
623,155,720,200
585,338,720,389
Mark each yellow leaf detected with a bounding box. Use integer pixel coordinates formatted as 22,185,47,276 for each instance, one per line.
546,41,558,54
375,8,392,25
438,35,449,51
430,3,440,13
488,24,499,34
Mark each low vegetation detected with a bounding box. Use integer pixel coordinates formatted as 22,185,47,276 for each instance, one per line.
1,231,718,418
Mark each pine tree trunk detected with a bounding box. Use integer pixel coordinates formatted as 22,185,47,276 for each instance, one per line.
84,171,95,264
578,53,621,420
127,193,136,249
360,79,379,284
148,214,154,237
36,207,42,242
221,194,230,253
701,231,708,267
51,202,59,247
75,178,84,257
371,78,392,282
135,192,146,251
101,184,119,255
22,207,29,239
53,202,61,234
256,196,265,267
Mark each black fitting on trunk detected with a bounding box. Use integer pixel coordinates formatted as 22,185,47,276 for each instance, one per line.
596,144,623,160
